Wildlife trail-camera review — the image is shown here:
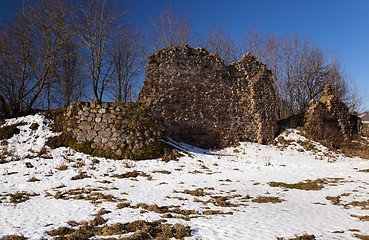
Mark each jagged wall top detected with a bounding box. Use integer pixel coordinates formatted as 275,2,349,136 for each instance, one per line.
139,45,277,148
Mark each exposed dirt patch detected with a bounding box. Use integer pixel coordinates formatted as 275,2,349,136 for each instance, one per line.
270,178,347,191
326,196,341,205
116,201,232,218
1,235,28,240
28,177,40,182
351,214,369,221
277,232,316,239
326,195,369,210
152,170,171,174
174,188,211,197
161,148,184,162
0,122,25,140
277,136,293,146
53,187,117,204
48,217,192,240
9,192,39,204
355,234,369,240
111,170,151,180
269,179,325,191
71,172,91,180
252,196,284,203
358,169,369,173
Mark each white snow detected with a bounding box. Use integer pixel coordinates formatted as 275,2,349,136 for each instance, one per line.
0,114,368,239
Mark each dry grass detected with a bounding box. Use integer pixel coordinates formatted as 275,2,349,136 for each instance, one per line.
9,192,39,204
1,235,28,240
326,195,369,210
340,139,369,159
351,214,369,221
48,217,192,240
152,170,171,174
71,171,91,180
28,177,40,182
56,161,68,171
54,187,117,204
269,179,325,191
252,196,284,203
111,170,151,179
355,234,369,240
0,122,25,140
277,232,316,240
37,147,53,159
174,188,210,197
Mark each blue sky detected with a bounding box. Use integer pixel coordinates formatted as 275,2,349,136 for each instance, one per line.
1,0,368,110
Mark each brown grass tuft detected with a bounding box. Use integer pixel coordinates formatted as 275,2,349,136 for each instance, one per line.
252,196,284,203
28,177,40,182
9,192,39,204
355,234,369,240
152,170,171,174
277,232,316,240
351,214,369,221
269,179,325,191
1,235,28,240
71,172,91,180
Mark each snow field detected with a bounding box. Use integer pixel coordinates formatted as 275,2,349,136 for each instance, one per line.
0,114,368,239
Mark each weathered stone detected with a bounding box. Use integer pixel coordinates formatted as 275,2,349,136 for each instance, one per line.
304,84,359,142
138,45,277,148
95,117,102,123
115,149,123,156
63,101,163,160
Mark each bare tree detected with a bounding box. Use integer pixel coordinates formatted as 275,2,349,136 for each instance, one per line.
203,25,240,65
243,29,349,118
75,0,128,102
51,41,88,108
0,0,71,115
148,5,192,52
32,0,73,110
107,26,143,102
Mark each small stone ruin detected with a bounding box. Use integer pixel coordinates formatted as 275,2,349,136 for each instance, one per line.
304,84,359,144
138,45,277,149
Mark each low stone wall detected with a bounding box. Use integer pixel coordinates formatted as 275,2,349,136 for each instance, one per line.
64,101,163,160
138,45,277,149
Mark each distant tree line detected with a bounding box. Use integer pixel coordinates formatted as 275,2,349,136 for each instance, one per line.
0,1,364,118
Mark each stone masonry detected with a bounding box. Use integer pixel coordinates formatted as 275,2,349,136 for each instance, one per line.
138,45,277,149
64,101,163,160
304,84,358,143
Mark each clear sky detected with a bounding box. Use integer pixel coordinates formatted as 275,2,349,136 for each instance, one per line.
1,0,368,110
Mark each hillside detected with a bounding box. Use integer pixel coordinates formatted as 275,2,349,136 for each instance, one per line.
0,114,369,240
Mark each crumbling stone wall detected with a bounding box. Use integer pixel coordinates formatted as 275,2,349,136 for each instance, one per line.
304,84,357,144
64,101,163,160
138,45,277,149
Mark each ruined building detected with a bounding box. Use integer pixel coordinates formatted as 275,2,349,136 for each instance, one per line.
138,45,277,149
304,84,359,144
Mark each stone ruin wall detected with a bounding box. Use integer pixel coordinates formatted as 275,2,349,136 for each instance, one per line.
304,84,359,142
138,45,277,149
64,101,163,160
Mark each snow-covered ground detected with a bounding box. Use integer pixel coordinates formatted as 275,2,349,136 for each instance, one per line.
0,114,368,239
